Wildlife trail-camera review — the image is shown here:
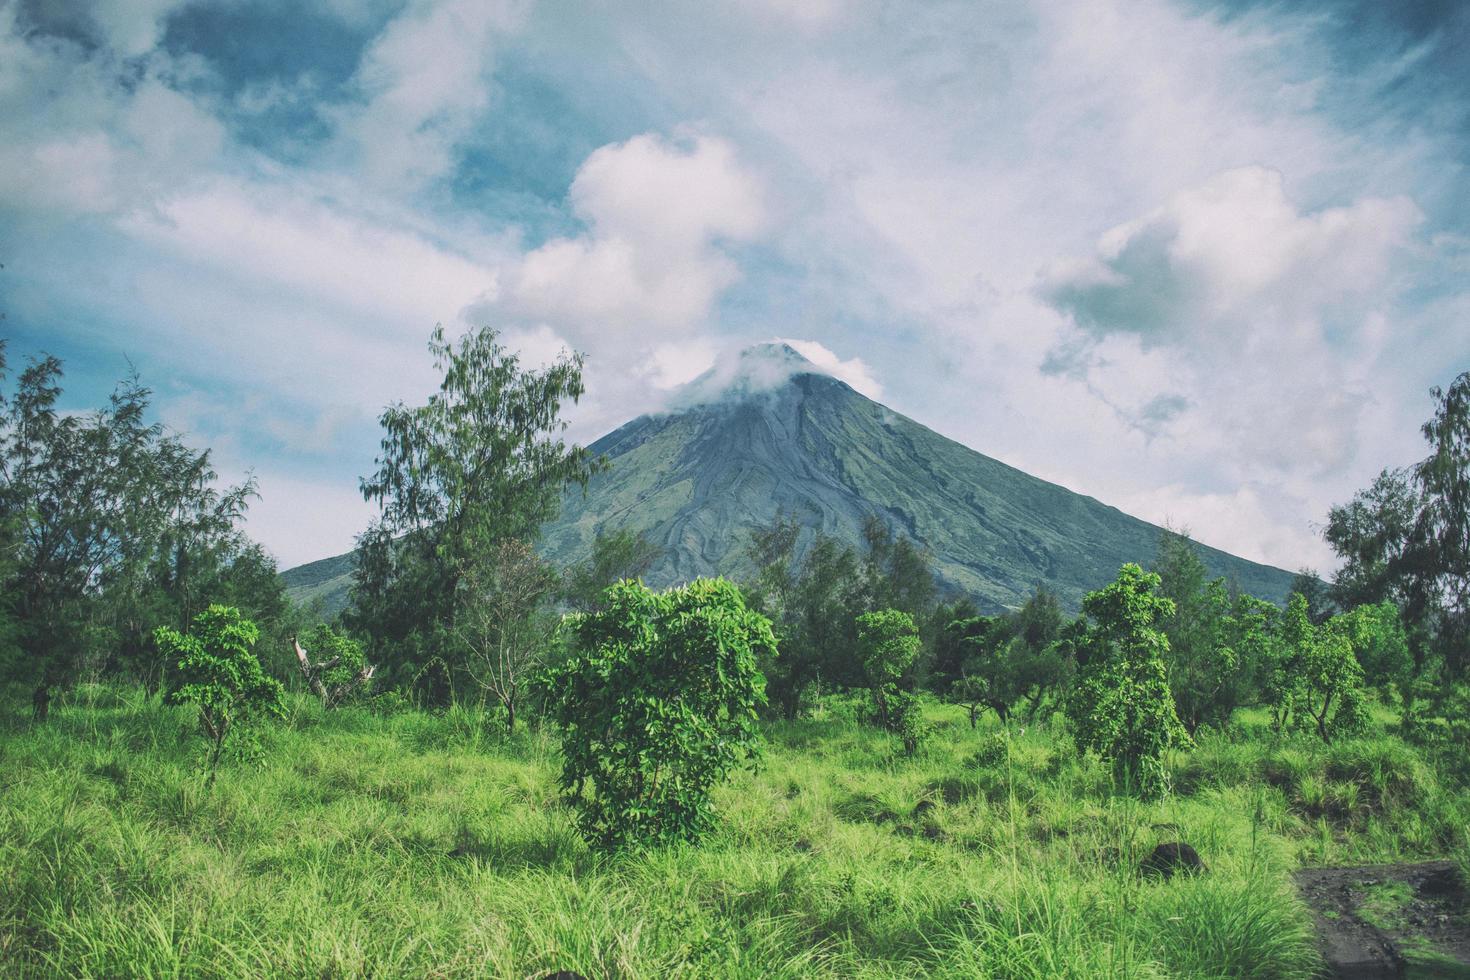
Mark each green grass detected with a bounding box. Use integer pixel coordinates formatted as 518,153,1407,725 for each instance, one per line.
1,688,1465,978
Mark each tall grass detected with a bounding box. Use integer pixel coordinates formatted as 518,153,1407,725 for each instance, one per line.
1,687,1463,977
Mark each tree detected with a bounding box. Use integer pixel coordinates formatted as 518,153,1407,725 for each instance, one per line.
1331,601,1411,696
1325,371,1470,676
0,346,260,715
347,326,602,699
158,605,285,782
930,597,984,692
562,527,660,613
1288,569,1334,625
860,516,936,627
743,515,863,716
856,609,921,729
293,624,375,708
1325,468,1421,611
1066,564,1189,797
1411,371,1470,674
942,613,1004,726
1279,596,1368,742
454,537,557,732
1153,530,1245,733
944,586,1070,726
543,579,770,849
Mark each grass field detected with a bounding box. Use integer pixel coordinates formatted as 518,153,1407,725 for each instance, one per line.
1,687,1466,978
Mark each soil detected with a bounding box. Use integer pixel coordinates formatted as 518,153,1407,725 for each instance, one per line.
1295,861,1470,979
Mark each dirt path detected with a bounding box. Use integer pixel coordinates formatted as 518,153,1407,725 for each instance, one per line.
1295,860,1470,978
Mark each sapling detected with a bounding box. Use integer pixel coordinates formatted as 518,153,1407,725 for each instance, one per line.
158,604,285,782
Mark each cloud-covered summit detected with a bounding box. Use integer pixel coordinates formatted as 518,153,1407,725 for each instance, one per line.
666,340,882,410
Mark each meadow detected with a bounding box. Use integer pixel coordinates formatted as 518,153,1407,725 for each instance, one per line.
3,686,1466,978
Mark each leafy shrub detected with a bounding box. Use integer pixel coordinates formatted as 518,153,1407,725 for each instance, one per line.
295,623,374,708
856,609,925,752
968,730,1013,770
888,691,929,757
1065,564,1189,797
157,605,285,780
543,578,770,849
368,689,412,716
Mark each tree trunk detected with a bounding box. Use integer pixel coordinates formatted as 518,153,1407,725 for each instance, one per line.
968,704,978,728
293,637,330,701
32,683,50,722
505,698,516,734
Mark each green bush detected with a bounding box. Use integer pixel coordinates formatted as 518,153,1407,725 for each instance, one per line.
296,623,373,707
543,578,770,849
156,605,285,780
856,609,925,753
1065,564,1189,797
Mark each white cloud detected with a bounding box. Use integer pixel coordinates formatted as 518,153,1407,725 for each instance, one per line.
1040,166,1421,342
0,13,225,218
329,0,527,190
119,179,499,328
777,337,882,399
90,0,191,57
1037,166,1423,481
494,132,768,341
8,0,1467,582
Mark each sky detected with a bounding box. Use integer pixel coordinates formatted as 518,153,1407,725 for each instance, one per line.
2,0,1467,574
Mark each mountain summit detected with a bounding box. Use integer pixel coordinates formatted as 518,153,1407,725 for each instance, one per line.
669,342,827,408
283,344,1297,615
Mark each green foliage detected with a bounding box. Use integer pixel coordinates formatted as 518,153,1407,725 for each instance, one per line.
348,326,601,700
859,517,936,629
543,578,770,849
8,685,1413,978
454,537,558,732
1326,372,1470,676
856,609,921,735
297,623,372,708
940,586,1071,730
1331,601,1412,694
1066,563,1189,797
562,527,660,613
0,345,268,712
744,515,864,717
1154,531,1255,733
157,605,285,778
1270,595,1370,742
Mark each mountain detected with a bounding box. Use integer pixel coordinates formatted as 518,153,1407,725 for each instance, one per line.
282,343,1298,616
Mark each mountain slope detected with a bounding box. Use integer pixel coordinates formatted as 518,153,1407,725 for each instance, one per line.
283,344,1299,615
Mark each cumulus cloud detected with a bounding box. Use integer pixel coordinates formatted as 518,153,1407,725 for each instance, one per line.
330,0,528,190
119,180,498,328
491,132,768,340
1039,166,1422,345
0,8,225,218
1034,166,1428,485
777,338,883,399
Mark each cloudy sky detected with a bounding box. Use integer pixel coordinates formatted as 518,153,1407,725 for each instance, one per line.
3,0,1467,574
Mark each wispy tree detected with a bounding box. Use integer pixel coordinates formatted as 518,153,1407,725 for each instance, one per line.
347,326,602,700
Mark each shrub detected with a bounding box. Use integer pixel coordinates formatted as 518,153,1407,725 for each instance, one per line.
1274,596,1369,742
543,578,770,849
157,605,285,781
293,623,374,708
1065,564,1189,797
856,609,920,725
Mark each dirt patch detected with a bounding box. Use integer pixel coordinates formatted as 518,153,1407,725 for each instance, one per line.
1295,861,1470,979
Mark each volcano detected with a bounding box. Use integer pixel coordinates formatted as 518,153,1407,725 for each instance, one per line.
282,343,1298,615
